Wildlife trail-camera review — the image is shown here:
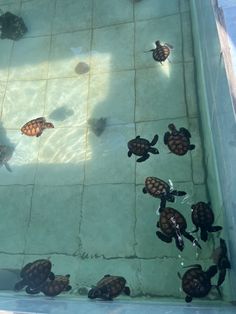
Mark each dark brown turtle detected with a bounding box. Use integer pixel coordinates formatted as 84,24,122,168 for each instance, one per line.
41,274,72,297
212,238,231,287
143,176,186,209
21,117,54,137
145,40,173,64
88,275,130,301
191,202,222,241
156,207,201,251
0,11,27,40
164,124,195,156
14,259,55,294
128,135,159,162
178,264,218,302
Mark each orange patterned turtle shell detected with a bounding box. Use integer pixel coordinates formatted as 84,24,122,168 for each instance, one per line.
41,274,72,297
21,117,54,137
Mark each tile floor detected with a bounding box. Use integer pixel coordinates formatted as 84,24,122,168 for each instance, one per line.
0,0,228,302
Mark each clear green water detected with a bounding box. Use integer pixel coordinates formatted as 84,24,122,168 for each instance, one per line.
0,0,230,302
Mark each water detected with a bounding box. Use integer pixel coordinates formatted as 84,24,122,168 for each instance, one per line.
0,0,231,307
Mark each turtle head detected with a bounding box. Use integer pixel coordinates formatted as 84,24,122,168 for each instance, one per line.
168,124,176,132
45,122,54,129
155,40,160,46
88,287,102,299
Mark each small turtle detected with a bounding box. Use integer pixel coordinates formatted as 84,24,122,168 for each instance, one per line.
143,176,186,209
178,264,218,303
21,117,54,137
145,40,173,64
0,11,27,40
164,124,195,156
0,145,14,172
212,238,231,287
156,207,201,251
41,274,72,297
88,275,130,301
128,135,159,162
191,202,222,241
14,259,55,294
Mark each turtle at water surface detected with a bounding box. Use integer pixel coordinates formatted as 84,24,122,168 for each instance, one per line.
191,202,222,241
164,124,195,156
21,117,54,137
41,274,72,297
88,275,130,301
127,135,159,162
145,40,173,64
14,259,55,294
178,264,219,303
0,11,27,40
0,145,14,172
143,176,186,209
156,207,201,251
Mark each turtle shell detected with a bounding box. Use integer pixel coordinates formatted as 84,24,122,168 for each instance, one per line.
41,274,71,297
144,177,170,198
153,42,170,63
166,131,190,156
21,117,54,137
191,202,214,228
15,259,52,291
182,267,211,298
92,275,126,299
158,207,187,237
128,138,150,156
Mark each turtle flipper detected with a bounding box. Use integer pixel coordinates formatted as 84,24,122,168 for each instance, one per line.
25,286,40,294
150,134,158,146
123,286,130,296
137,154,150,162
65,285,72,292
206,265,218,278
182,231,201,249
36,130,43,137
174,234,184,251
164,132,170,145
217,269,226,287
189,144,195,151
128,151,132,157
208,225,222,233
143,187,147,194
14,280,25,291
180,127,191,138
156,231,172,243
200,228,208,242
159,198,166,211
149,147,159,154
171,190,186,196
185,295,192,303
48,271,55,280
191,227,199,233
4,162,12,172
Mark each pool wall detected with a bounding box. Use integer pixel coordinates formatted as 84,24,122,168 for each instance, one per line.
190,0,236,302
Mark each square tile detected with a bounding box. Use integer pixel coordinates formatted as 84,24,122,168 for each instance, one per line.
85,124,135,184
180,0,190,12
8,36,51,80
52,0,92,33
45,77,88,127
135,65,186,122
184,62,198,117
91,23,134,73
0,186,32,253
0,129,40,185
0,40,13,81
134,0,179,21
35,127,86,185
0,81,6,112
48,30,91,78
2,80,46,128
80,184,136,257
88,70,135,125
93,0,133,28
181,12,194,62
25,185,83,254
135,15,182,68
21,0,56,37
135,119,192,184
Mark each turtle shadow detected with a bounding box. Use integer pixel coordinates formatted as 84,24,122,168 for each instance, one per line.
49,106,74,122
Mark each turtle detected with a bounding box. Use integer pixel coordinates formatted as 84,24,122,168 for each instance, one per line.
41,274,72,297
156,207,201,251
143,176,186,209
191,202,222,241
212,238,231,287
178,264,219,303
0,145,14,172
88,275,130,301
145,40,173,64
14,259,55,294
164,124,195,156
0,11,27,40
21,117,54,137
128,135,159,162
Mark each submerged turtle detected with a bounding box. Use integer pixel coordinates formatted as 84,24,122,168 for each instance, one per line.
14,259,55,294
143,177,186,209
21,117,54,137
164,124,195,156
191,202,222,241
212,238,231,287
128,135,159,162
145,40,173,64
41,274,72,297
88,275,130,301
0,145,14,172
156,207,201,251
0,11,27,40
178,264,218,302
